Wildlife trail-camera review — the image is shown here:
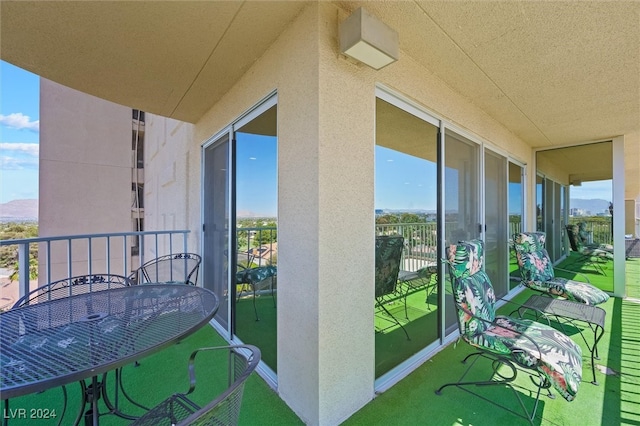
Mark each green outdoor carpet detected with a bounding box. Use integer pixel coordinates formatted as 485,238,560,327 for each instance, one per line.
4,326,300,426
5,259,639,426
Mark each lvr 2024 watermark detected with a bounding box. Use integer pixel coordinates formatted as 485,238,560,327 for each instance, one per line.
3,408,57,420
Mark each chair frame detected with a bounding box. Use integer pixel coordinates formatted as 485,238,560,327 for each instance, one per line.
130,345,261,426
375,235,410,340
133,253,201,285
12,273,133,308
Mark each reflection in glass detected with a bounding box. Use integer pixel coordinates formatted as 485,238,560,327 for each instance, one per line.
233,105,278,372
508,162,524,290
203,135,230,330
484,149,507,298
374,98,438,378
444,129,480,335
536,174,544,232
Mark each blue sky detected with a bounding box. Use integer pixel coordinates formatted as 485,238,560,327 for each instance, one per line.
570,180,612,200
1,61,40,203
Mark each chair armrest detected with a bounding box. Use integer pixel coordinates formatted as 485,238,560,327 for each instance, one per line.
553,266,591,284
185,345,258,395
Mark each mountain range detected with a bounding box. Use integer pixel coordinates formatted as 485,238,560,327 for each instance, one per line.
569,198,612,214
0,199,38,222
0,198,612,223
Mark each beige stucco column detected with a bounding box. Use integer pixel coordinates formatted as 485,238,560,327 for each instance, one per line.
276,4,375,425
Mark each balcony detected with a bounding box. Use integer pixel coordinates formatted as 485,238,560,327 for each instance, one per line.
1,230,639,425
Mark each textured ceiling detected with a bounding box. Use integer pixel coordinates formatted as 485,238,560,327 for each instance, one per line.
1,1,638,156
0,1,306,123
339,1,639,150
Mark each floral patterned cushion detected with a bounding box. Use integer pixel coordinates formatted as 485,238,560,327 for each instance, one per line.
517,249,555,283
447,240,494,335
447,240,483,279
482,316,582,402
235,265,277,285
544,278,610,305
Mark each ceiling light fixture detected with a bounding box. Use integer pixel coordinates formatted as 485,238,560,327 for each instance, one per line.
339,7,398,70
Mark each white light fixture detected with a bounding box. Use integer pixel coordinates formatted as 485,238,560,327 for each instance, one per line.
339,7,398,70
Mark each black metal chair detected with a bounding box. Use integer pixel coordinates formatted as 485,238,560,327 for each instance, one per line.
12,273,133,308
235,265,277,321
131,345,260,426
132,253,201,285
436,239,583,425
9,273,133,426
375,235,410,340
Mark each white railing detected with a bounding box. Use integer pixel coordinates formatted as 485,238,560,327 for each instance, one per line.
0,230,190,309
376,223,438,271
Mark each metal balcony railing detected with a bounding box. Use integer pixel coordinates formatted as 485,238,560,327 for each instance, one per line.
568,217,614,245
0,230,190,309
236,226,277,268
376,221,525,272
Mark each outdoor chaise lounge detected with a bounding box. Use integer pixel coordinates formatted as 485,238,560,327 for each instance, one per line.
565,224,614,274
436,239,582,424
514,232,610,305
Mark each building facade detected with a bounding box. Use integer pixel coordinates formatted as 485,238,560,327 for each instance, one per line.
13,2,639,425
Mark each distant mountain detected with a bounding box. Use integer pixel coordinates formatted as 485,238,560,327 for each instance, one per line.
570,198,611,215
0,199,38,222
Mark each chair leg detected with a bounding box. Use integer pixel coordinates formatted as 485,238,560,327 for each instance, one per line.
376,298,410,340
435,351,551,426
252,284,259,321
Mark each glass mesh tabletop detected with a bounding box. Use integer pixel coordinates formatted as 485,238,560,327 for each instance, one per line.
0,284,219,400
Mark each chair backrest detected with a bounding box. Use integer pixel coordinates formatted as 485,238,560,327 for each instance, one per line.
181,345,261,426
513,232,556,286
445,239,496,340
565,224,582,251
577,222,592,245
138,253,201,285
375,235,404,299
12,273,132,308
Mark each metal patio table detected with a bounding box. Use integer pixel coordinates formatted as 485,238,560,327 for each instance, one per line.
0,284,219,425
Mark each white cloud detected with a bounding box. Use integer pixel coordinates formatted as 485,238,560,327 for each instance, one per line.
0,113,39,132
0,142,39,170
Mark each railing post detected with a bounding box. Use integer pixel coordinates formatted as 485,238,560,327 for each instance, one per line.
17,242,30,300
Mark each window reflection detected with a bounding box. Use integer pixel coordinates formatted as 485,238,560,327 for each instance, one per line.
233,105,278,372
374,98,439,378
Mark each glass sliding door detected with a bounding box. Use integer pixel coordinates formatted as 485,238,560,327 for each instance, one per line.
374,97,439,379
536,175,544,231
508,162,524,289
202,133,231,330
484,149,508,298
233,103,278,372
202,96,278,374
444,129,480,335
